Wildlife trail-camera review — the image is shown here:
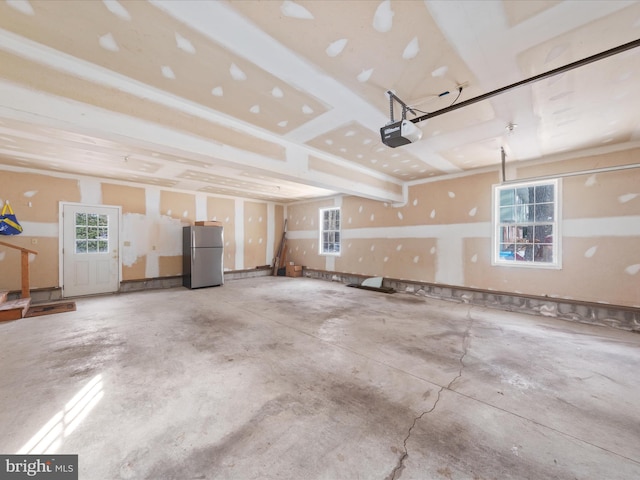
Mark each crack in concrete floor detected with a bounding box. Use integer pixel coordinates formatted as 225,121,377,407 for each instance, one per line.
386,308,475,480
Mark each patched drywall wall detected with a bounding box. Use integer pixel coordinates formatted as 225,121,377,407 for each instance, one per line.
564,170,639,219
244,201,268,268
207,196,236,271
464,235,639,307
336,237,437,282
0,171,79,291
273,204,284,264
0,168,276,291
103,184,146,215
285,150,640,308
0,171,80,221
0,237,57,290
406,173,493,225
286,198,335,269
158,191,195,276
102,183,146,280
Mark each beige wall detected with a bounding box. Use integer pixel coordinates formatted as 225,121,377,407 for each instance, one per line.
0,172,79,290
207,197,236,271
0,169,277,291
273,204,284,263
102,184,146,280
2,146,638,307
244,201,268,268
286,198,335,270
285,149,640,308
158,191,195,276
102,184,146,215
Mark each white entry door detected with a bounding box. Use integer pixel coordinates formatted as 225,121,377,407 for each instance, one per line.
62,204,120,297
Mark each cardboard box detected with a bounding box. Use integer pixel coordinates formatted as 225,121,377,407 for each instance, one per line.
195,221,222,226
286,265,303,277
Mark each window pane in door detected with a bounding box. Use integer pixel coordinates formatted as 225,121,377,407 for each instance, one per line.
74,211,110,254
75,241,87,253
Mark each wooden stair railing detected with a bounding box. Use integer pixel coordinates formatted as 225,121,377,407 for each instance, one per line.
0,240,38,298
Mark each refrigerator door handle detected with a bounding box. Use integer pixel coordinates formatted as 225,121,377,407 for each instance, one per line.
192,229,196,260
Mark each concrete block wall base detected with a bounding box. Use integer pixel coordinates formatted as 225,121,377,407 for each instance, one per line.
7,288,62,303
304,269,640,333
224,266,273,281
12,267,638,332
120,276,183,293
119,266,272,293
7,267,274,301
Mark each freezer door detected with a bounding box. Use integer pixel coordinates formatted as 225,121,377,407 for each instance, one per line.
191,247,224,287
192,226,224,248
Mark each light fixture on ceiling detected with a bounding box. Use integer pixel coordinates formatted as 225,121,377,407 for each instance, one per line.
505,123,517,135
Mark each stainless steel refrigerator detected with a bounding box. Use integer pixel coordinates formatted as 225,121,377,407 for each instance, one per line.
183,226,224,288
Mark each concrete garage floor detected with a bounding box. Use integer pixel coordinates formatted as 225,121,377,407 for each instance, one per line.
1,277,639,480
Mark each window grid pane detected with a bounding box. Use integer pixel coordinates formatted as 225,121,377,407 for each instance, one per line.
496,181,558,266
75,212,109,254
320,208,341,255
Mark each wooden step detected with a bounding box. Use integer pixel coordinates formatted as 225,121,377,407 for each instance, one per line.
0,297,31,322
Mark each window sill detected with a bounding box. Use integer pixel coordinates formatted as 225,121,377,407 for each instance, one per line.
492,260,562,269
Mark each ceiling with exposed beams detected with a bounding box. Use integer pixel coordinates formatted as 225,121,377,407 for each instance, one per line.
0,0,639,203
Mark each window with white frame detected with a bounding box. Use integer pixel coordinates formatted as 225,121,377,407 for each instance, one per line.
319,207,341,255
74,212,110,254
493,179,560,267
